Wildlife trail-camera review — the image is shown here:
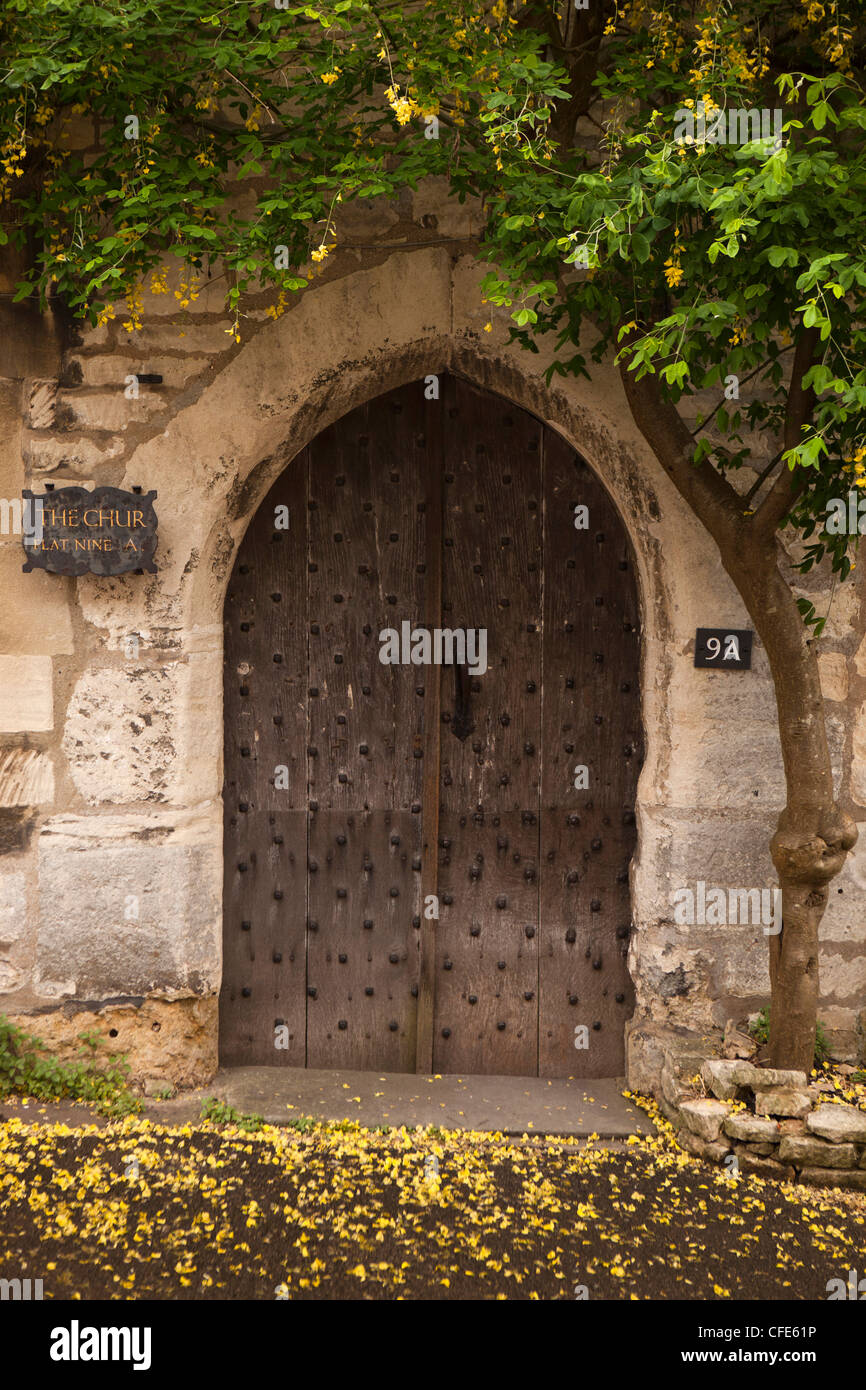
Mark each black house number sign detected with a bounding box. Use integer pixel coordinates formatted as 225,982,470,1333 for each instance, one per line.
22,486,158,576
694,627,752,670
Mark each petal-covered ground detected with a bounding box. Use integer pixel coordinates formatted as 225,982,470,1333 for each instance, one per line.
1,1100,864,1301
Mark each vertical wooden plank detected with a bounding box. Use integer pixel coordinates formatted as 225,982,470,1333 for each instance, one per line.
433,376,542,1075
539,431,642,1077
221,452,309,1067
415,385,443,1075
305,384,427,1071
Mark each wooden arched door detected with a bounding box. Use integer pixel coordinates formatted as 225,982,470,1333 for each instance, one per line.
221,374,642,1076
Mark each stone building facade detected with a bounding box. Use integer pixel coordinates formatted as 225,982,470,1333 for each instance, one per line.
0,175,864,1091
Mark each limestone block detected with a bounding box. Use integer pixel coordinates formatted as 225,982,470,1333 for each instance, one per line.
333,194,400,239
679,1098,730,1142
754,1087,812,1118
818,652,848,702
778,1118,806,1136
723,1113,781,1143
796,1168,866,1191
820,837,866,943
23,433,124,475
0,303,63,379
722,1019,757,1059
657,1095,683,1127
136,323,237,354
661,1058,686,1106
0,380,23,497
0,546,74,655
63,654,221,806
66,355,213,390
35,832,221,998
634,931,704,1004
701,1059,758,1100
634,808,777,928
677,1128,729,1162
818,952,866,1001
665,721,786,807
56,388,172,431
734,1150,795,1181
0,656,53,732
852,700,866,805
778,1135,857,1168
806,1104,866,1144
749,1068,808,1090
128,272,228,318
411,177,483,239
75,568,182,640
706,932,772,1000
0,961,25,992
624,1022,669,1093
0,871,28,944
0,749,54,805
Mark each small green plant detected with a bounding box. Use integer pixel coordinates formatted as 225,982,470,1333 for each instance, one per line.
0,1014,141,1117
283,1113,320,1134
814,1020,831,1067
200,1097,264,1132
749,1007,832,1067
749,1007,770,1048
152,1086,173,1101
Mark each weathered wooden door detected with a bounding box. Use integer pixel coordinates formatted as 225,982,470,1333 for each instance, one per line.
221,374,641,1077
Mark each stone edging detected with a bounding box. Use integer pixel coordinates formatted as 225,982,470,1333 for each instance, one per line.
660,1056,866,1190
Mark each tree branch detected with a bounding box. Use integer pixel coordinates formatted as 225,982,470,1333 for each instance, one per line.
688,348,793,438
753,324,819,536
617,331,745,554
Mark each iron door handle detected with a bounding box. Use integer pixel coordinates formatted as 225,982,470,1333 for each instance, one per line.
451,662,475,741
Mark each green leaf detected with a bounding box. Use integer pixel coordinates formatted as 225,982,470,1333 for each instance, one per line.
631,231,650,263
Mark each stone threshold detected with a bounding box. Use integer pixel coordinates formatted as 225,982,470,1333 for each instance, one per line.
164,1066,654,1138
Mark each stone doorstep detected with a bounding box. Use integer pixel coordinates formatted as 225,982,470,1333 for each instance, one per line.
205,1067,655,1138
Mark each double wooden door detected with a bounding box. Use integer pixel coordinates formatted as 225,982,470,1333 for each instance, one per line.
221,375,641,1076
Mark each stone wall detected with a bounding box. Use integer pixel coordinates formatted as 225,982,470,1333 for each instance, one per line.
0,170,864,1086
660,1048,866,1192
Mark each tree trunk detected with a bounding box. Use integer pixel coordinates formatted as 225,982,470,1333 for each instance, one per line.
737,561,856,1074
619,359,857,1072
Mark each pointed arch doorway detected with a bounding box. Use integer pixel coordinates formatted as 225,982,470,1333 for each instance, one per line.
220,373,642,1078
